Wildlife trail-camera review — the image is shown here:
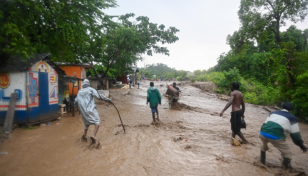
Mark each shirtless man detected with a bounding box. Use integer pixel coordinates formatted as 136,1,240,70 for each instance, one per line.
220,82,248,143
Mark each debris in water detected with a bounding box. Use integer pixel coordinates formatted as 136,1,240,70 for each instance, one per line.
173,136,183,142
185,145,191,149
0,152,8,155
216,154,230,163
121,85,130,89
150,120,163,126
231,138,241,146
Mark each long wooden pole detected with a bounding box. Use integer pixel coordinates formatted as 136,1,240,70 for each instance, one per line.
3,93,17,134
72,82,75,117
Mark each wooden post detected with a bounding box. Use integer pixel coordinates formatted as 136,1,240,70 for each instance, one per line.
72,82,75,117
77,79,80,114
106,79,109,90
3,93,17,134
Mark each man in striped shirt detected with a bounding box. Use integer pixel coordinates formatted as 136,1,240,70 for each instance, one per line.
259,102,307,169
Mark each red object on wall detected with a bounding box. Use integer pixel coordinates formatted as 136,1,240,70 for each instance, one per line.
117,75,127,84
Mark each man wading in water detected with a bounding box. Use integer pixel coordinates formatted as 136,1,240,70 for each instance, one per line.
220,82,249,144
259,102,307,169
172,82,180,91
75,79,113,144
147,82,161,122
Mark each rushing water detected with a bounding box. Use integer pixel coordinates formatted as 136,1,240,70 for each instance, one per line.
0,81,307,176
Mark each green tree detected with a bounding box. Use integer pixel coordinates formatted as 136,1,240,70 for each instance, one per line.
0,0,116,65
238,0,308,43
85,14,179,84
193,70,202,76
176,70,188,77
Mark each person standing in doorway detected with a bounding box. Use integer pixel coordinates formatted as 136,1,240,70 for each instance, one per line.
147,82,161,122
75,79,113,145
220,82,249,144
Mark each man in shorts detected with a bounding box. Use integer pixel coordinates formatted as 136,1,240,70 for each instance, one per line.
220,82,248,144
147,82,161,122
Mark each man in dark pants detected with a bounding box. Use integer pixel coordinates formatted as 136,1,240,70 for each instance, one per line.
220,82,248,144
147,82,161,122
259,102,307,169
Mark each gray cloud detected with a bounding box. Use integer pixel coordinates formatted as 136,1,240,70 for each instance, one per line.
106,0,308,71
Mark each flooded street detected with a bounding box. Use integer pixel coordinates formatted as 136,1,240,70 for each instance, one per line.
0,81,307,176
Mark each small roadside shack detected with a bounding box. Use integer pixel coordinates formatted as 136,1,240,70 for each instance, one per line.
0,53,66,125
57,63,92,97
88,76,111,90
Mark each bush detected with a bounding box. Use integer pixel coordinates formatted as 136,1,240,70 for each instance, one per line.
176,76,182,81
218,67,243,90
194,67,286,106
214,87,225,94
195,72,224,83
243,92,258,104
292,71,308,117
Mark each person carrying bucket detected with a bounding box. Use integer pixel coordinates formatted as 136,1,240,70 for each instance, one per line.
220,82,249,144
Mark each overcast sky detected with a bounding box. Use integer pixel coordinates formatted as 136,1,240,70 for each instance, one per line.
105,0,308,72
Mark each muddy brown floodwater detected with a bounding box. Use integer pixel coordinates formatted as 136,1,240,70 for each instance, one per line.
0,81,308,176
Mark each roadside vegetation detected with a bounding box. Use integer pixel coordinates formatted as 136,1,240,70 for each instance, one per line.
193,0,308,120
139,63,190,80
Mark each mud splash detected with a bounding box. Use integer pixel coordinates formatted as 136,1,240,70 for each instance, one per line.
0,80,307,176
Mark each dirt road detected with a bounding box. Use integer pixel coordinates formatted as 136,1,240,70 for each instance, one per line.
0,81,307,176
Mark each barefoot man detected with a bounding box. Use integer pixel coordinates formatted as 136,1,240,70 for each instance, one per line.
220,82,248,144
75,79,113,144
147,82,161,122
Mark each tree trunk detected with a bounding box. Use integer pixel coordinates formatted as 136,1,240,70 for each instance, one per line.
89,59,104,89
275,18,281,43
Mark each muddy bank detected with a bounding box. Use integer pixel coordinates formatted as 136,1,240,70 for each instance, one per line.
0,80,307,176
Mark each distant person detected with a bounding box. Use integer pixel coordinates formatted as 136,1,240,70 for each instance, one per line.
172,82,181,91
259,102,307,169
129,79,132,89
137,78,140,89
127,75,130,85
147,82,161,122
220,82,248,144
75,79,113,144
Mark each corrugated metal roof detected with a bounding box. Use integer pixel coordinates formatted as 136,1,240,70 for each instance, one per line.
59,75,83,83
55,62,93,69
0,53,66,75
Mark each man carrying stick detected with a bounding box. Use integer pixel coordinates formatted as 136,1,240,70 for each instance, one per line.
220,82,249,144
75,79,113,144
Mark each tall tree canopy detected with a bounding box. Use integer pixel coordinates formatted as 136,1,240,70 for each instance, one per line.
0,0,116,65
238,0,308,43
1,0,179,84
84,14,179,80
